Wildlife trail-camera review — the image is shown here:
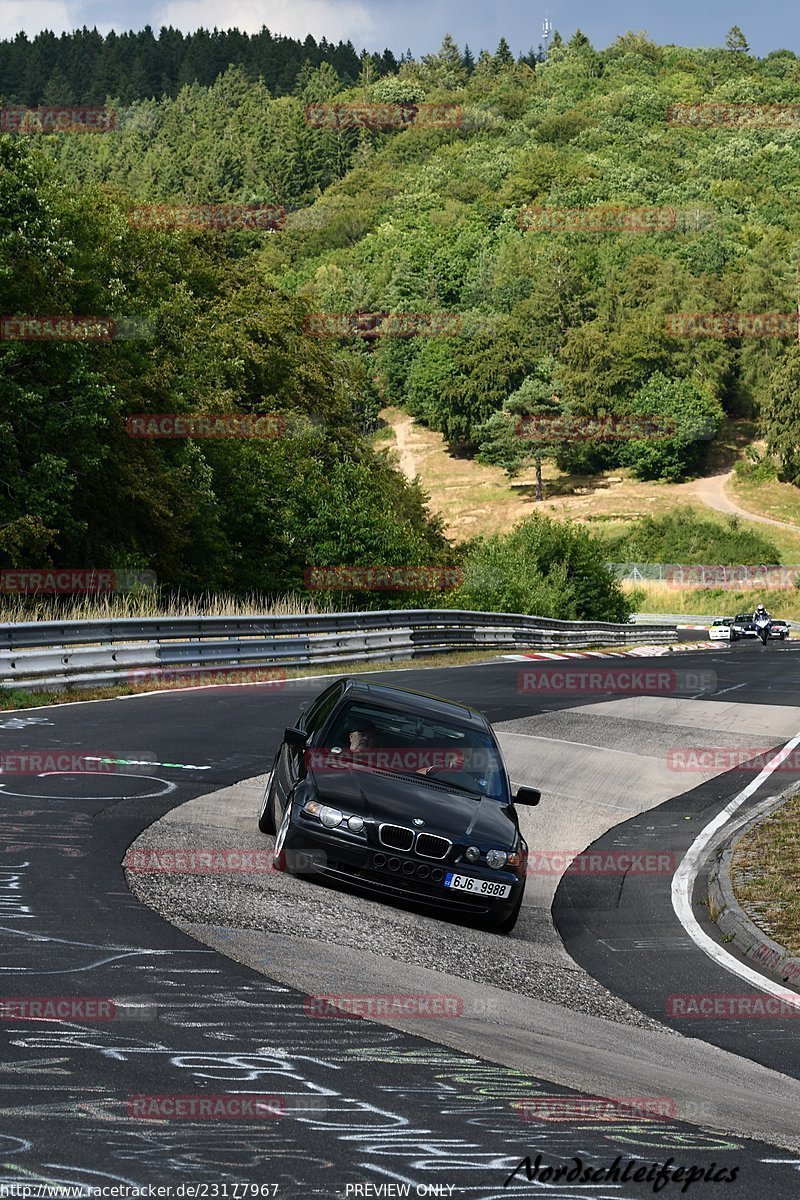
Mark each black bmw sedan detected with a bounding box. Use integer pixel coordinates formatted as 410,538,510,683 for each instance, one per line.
257,677,540,933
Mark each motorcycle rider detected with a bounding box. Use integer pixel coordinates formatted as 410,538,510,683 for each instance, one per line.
752,602,772,624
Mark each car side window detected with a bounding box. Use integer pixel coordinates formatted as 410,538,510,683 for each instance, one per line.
302,683,345,738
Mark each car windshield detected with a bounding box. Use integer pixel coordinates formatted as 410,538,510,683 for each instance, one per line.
318,699,507,800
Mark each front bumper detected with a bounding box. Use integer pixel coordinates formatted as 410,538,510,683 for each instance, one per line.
281,810,523,920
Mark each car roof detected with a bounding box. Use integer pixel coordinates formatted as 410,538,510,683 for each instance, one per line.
339,678,487,727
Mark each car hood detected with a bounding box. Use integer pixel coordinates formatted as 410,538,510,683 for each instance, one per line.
310,764,517,846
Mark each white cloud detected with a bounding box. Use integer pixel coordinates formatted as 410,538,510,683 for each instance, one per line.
154,0,377,45
0,0,73,40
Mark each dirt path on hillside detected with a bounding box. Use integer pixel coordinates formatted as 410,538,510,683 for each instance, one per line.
692,470,800,532
381,407,800,543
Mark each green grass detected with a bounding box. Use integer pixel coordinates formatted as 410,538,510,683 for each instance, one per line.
732,792,800,957
625,582,800,619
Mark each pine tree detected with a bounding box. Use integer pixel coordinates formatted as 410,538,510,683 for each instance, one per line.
725,26,750,53
462,44,475,74
568,29,591,50
358,50,378,86
494,37,515,69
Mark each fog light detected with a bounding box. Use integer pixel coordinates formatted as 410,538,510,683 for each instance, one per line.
486,849,507,869
347,815,365,833
319,806,343,828
465,845,480,863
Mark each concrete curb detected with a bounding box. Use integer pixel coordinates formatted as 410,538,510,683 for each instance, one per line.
707,782,800,991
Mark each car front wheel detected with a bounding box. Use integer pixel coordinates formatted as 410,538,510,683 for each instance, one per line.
258,773,278,833
483,888,524,936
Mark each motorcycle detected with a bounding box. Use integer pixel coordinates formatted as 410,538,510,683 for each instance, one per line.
755,614,771,645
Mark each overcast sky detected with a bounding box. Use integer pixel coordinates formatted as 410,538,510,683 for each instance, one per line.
2,0,797,60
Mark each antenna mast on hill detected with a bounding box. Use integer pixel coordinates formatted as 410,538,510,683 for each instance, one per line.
541,12,553,57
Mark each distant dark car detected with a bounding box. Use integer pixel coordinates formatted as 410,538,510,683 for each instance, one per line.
769,619,790,640
732,614,757,638
257,678,540,934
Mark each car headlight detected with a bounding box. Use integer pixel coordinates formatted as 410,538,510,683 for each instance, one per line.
304,799,364,833
486,849,508,869
465,846,480,863
319,806,344,829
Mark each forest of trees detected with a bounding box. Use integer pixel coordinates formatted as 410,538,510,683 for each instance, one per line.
0,26,400,105
2,27,800,607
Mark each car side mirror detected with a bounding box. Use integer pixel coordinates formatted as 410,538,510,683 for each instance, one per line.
514,786,541,806
284,726,308,749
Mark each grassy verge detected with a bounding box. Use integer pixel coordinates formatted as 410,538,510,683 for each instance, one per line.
731,792,800,957
729,468,800,530
624,582,800,620
0,591,326,623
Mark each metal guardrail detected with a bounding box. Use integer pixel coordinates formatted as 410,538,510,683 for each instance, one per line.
0,609,678,691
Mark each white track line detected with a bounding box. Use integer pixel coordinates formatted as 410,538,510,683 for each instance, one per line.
672,732,800,1009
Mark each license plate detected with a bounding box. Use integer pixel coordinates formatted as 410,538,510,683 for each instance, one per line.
444,872,511,899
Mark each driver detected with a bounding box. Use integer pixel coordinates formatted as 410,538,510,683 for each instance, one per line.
348,721,378,753
752,603,772,623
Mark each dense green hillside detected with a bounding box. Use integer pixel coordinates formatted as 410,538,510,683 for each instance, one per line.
34,32,800,481
3,30,800,608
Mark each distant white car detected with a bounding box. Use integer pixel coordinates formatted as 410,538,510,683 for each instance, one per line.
709,618,738,642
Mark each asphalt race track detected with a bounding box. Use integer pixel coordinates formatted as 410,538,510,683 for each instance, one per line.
2,637,800,1198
